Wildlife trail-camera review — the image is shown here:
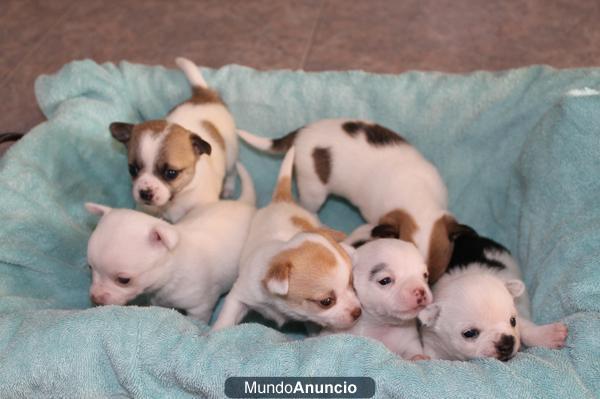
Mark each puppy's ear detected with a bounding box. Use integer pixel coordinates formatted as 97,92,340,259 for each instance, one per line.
505,279,525,298
340,242,358,264
371,224,399,239
150,224,179,251
191,135,212,156
85,202,112,216
263,260,291,296
110,122,135,143
418,303,441,327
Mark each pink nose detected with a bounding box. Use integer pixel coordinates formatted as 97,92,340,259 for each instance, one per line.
413,288,426,305
90,293,106,306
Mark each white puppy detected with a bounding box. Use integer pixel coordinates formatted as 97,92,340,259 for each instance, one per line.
323,239,432,360
418,226,568,361
86,163,256,322
212,148,362,331
110,57,238,222
238,119,463,283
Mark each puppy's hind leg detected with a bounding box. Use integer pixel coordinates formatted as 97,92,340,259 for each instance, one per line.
297,173,329,213
519,317,568,349
211,293,249,331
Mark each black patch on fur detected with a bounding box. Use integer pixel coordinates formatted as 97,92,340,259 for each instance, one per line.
272,128,299,153
371,224,400,239
351,239,369,249
446,225,510,272
368,263,388,280
342,121,406,146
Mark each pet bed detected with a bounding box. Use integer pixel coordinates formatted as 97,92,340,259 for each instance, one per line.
0,60,598,398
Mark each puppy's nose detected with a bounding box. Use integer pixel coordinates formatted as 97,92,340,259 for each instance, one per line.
414,287,426,305
350,307,362,321
139,189,153,202
90,293,102,306
495,334,516,361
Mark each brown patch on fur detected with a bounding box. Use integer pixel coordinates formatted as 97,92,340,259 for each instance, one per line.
155,124,201,195
378,209,419,244
190,86,222,104
201,120,225,151
342,121,407,146
264,241,338,303
312,147,331,184
291,215,317,231
272,176,293,203
427,214,460,283
272,129,299,153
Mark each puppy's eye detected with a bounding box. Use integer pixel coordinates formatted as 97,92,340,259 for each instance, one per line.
378,277,393,286
462,328,480,339
319,297,335,308
423,272,429,281
163,168,179,181
510,317,517,327
128,164,140,177
116,276,131,286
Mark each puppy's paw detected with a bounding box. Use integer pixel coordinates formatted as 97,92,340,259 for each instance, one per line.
527,322,568,349
410,354,430,361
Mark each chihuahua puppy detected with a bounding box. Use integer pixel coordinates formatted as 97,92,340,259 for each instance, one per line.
418,226,568,361
87,163,255,322
323,239,432,360
212,148,362,331
238,119,463,283
110,57,238,222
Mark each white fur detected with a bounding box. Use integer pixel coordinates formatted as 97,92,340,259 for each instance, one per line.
86,163,255,321
323,239,432,359
132,57,239,222
212,149,361,331
239,118,449,264
419,250,568,361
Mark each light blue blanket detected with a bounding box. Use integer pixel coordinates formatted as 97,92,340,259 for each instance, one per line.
0,60,599,398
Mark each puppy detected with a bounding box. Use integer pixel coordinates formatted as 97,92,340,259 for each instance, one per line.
212,148,362,331
86,162,256,322
322,239,432,360
418,226,568,361
238,119,462,283
110,57,238,222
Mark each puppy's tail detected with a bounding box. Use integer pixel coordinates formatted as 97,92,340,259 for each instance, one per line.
238,128,299,154
272,147,295,203
236,162,256,206
175,57,209,89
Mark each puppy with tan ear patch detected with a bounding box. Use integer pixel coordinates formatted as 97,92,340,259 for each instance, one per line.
238,119,464,284
212,148,362,331
86,163,256,322
418,226,568,361
322,238,432,360
110,57,239,222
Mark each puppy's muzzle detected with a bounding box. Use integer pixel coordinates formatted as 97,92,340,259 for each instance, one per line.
351,307,362,321
139,189,154,203
495,334,516,361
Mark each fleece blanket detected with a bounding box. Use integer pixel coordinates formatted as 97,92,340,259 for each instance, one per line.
0,60,599,398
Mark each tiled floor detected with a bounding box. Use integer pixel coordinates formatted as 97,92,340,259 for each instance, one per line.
1,0,600,140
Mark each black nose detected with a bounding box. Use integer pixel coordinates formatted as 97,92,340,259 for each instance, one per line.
495,334,515,361
139,189,153,202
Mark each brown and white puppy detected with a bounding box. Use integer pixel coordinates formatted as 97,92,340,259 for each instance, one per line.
212,148,362,331
239,119,462,283
110,57,238,222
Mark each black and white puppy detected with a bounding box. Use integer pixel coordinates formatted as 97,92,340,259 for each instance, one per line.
418,226,568,361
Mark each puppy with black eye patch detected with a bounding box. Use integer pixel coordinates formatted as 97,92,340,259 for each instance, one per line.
321,238,432,360
86,163,256,321
212,148,362,331
418,226,568,361
238,119,465,284
110,57,239,222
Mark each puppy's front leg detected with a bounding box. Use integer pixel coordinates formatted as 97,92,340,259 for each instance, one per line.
186,303,214,324
519,317,568,349
211,293,248,331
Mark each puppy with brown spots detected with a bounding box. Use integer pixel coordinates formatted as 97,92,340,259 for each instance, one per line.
212,148,362,331
239,119,463,283
110,57,238,222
